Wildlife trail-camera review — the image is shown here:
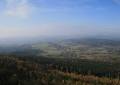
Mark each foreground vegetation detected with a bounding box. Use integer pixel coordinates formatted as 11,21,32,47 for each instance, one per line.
0,56,120,85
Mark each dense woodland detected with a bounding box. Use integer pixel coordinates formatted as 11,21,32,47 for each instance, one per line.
0,56,120,85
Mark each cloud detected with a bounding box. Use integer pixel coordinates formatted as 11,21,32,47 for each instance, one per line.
4,0,33,18
2,0,102,17
30,0,102,13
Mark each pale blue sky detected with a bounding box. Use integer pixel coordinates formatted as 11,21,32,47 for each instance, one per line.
0,0,120,39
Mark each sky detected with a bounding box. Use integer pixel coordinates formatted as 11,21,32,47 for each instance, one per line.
0,0,120,39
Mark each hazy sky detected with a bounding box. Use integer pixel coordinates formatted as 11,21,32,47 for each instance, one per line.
0,0,120,39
